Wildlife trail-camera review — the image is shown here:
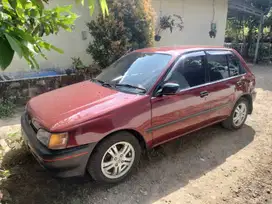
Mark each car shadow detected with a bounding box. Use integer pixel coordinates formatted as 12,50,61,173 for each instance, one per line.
0,124,255,204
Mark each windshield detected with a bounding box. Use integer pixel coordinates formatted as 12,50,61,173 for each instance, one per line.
96,52,172,94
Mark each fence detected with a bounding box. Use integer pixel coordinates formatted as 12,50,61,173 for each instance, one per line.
0,74,84,105
224,42,272,62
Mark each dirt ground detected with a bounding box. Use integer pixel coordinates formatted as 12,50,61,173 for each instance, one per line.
0,64,271,204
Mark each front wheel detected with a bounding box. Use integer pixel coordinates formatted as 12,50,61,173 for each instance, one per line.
222,98,249,130
87,132,141,184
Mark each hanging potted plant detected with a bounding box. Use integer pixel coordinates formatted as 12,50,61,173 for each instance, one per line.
209,22,217,38
209,0,217,38
155,14,184,42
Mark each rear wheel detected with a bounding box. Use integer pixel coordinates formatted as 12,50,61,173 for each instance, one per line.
87,132,141,184
222,98,249,130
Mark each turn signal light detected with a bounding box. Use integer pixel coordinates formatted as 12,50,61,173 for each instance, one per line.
48,133,68,150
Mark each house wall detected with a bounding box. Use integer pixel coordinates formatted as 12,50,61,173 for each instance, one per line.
4,0,94,73
153,0,228,47
3,0,228,73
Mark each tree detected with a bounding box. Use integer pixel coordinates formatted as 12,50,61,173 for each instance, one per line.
225,0,271,59
0,0,108,70
77,0,108,16
86,0,154,68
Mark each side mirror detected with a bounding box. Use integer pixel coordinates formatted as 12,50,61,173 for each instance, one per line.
159,83,180,96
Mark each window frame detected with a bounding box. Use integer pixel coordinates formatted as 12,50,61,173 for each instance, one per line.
152,49,248,97
226,52,246,76
205,50,247,84
152,51,208,96
205,50,231,82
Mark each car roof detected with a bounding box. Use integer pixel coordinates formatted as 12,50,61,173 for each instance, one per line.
134,46,232,57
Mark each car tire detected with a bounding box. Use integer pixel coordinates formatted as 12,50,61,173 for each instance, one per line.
222,98,249,130
87,131,141,184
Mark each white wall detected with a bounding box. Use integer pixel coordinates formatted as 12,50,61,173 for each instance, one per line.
152,0,228,47
3,0,228,73
4,0,95,72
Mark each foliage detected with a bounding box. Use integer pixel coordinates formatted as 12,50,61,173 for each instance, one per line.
0,0,109,70
156,14,183,35
0,0,78,70
72,57,85,69
0,169,10,178
72,57,101,79
225,0,271,60
75,0,109,16
76,63,101,79
87,0,155,68
0,99,15,119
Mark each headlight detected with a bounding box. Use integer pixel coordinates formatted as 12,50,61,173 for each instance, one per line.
37,129,51,147
37,129,68,150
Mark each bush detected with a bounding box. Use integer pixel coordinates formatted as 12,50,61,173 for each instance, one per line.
0,99,15,119
71,57,101,79
87,0,155,68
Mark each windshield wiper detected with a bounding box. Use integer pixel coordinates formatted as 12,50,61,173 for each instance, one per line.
115,84,147,93
91,78,113,88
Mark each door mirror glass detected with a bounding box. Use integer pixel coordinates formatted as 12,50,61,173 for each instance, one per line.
160,83,180,95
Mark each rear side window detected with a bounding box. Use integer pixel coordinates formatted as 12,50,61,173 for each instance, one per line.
227,54,246,77
206,51,229,82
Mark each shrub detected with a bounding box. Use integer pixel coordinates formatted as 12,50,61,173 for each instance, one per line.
0,99,15,119
86,0,155,68
71,57,101,79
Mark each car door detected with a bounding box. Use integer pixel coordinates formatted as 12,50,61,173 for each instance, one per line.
150,51,213,146
204,50,246,122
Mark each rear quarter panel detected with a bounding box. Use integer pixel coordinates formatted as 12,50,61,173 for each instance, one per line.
231,49,256,105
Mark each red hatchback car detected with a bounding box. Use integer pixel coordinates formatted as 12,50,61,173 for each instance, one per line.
21,46,256,183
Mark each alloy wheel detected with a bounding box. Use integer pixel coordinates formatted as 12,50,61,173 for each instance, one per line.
233,102,247,127
101,141,135,179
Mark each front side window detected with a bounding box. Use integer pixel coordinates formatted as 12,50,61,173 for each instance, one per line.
96,52,172,94
164,52,206,90
206,51,229,82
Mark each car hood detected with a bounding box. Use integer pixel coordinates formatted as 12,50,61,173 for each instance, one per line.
27,81,143,132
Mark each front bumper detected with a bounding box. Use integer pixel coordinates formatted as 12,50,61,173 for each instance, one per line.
21,113,96,178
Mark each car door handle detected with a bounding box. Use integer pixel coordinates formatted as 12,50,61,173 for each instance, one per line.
200,91,209,98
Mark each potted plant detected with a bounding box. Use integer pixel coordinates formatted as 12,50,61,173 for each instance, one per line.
209,22,217,38
155,14,184,41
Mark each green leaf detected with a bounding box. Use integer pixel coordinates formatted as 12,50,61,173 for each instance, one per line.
99,0,109,17
2,0,10,8
50,45,64,53
12,28,36,44
55,5,73,13
8,0,17,10
8,131,19,137
35,0,44,9
32,25,40,35
29,54,39,68
18,0,27,9
40,42,63,53
4,34,23,58
29,8,39,18
76,0,84,5
88,0,96,16
0,37,15,70
15,7,25,18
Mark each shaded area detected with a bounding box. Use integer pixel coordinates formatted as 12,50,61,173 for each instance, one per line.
0,124,255,204
251,64,272,91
